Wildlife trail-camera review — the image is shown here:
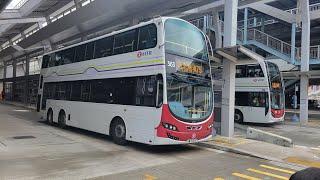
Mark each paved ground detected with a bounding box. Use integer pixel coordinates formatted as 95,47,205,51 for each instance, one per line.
0,103,301,180
234,110,320,149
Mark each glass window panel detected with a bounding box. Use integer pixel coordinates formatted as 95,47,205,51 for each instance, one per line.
85,42,95,60
138,24,157,50
48,53,56,67
113,30,137,55
74,44,86,62
42,55,50,69
62,48,75,65
95,37,113,58
55,51,63,66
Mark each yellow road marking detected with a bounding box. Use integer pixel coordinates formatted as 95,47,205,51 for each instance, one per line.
144,174,157,180
213,178,225,180
285,157,320,168
259,164,295,174
208,138,248,147
247,168,289,180
232,172,262,180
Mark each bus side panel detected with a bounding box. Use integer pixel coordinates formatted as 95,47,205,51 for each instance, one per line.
45,100,162,144
236,106,268,123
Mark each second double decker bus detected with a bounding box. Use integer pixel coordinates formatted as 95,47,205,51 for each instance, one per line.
37,17,214,145
234,61,285,123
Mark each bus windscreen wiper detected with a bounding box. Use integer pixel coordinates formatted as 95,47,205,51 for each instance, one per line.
170,73,188,83
187,75,210,86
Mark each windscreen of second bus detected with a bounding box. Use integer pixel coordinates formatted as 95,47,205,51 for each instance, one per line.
267,62,284,110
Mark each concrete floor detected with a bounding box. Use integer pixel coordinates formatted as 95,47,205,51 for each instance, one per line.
0,103,301,179
234,111,320,148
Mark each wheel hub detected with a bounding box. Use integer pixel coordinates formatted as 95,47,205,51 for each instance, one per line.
234,114,240,121
115,125,125,138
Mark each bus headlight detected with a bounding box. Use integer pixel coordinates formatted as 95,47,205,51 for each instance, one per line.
162,122,178,131
208,123,214,129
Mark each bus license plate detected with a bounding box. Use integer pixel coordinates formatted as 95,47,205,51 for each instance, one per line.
187,139,198,143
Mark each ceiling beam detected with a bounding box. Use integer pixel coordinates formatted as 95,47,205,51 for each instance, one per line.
248,3,296,23
0,17,46,25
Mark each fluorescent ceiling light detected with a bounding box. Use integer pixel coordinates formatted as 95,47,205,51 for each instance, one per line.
6,0,28,9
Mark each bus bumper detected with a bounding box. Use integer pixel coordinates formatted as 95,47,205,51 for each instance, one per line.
153,134,212,145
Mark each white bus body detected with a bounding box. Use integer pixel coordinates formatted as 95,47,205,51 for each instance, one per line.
37,17,214,145
235,61,285,123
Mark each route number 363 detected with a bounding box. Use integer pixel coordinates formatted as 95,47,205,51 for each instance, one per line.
167,61,176,68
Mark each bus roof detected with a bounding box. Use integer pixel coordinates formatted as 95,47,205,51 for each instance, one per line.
43,17,196,56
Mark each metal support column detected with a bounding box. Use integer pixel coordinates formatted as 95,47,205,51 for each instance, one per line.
212,11,222,48
221,0,238,137
24,56,30,105
12,60,17,78
253,17,257,27
299,0,310,123
2,61,7,96
203,15,207,34
261,16,265,32
243,8,248,44
291,23,296,64
12,60,17,101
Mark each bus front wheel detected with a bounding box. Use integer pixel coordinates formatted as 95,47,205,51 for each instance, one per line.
110,118,127,145
234,110,244,123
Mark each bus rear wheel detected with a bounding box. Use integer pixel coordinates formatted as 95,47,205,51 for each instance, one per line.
234,110,244,123
111,118,127,145
47,109,53,125
58,110,67,129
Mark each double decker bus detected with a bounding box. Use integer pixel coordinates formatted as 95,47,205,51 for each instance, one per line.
234,61,285,123
37,17,214,145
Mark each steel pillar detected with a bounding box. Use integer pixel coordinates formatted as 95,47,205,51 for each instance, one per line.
2,61,7,96
221,0,238,137
261,16,265,32
291,23,296,64
243,8,248,44
24,56,30,104
212,11,222,48
299,0,310,123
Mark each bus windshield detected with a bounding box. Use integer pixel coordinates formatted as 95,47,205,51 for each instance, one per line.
165,19,208,61
267,62,285,110
167,74,213,122
271,92,284,110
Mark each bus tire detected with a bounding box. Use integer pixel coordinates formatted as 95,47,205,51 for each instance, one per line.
47,108,53,125
110,118,127,145
234,109,244,123
58,110,67,129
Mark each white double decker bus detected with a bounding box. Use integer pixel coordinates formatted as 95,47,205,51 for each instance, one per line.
234,61,285,123
37,17,214,145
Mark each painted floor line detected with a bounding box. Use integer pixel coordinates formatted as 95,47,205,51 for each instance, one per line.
144,174,157,180
285,157,320,168
259,164,295,174
232,172,262,180
247,168,289,180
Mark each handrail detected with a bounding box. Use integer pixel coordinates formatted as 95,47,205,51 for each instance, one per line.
247,28,297,57
190,15,320,63
297,45,320,59
238,17,277,28
285,2,320,14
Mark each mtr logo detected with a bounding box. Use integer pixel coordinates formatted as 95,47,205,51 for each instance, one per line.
137,51,152,58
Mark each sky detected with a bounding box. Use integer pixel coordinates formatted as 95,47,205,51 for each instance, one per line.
6,0,25,9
